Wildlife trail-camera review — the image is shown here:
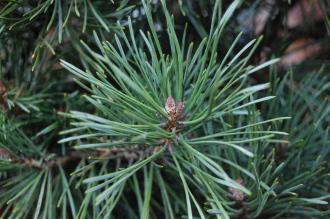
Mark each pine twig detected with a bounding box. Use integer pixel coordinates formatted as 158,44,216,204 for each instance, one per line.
0,146,153,170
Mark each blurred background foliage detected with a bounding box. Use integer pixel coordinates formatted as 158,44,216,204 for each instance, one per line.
0,0,329,218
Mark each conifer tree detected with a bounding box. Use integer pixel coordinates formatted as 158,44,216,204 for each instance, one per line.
0,0,329,218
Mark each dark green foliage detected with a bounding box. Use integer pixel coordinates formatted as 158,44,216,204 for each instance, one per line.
0,0,329,218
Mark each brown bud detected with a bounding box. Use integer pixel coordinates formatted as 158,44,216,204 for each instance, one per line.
165,96,176,115
0,147,13,161
175,102,184,117
228,177,245,202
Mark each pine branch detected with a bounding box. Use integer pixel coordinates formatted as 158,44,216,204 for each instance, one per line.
0,0,329,218
0,145,159,170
